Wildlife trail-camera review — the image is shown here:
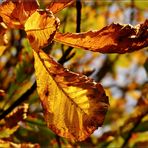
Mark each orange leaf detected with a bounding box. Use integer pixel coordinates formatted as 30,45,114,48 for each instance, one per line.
5,104,29,128
0,22,7,56
33,49,109,141
54,20,148,53
25,10,60,50
0,0,38,28
47,0,75,14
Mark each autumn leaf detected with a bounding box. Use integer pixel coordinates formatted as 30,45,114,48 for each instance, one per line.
0,0,38,28
0,104,28,138
0,139,40,148
0,22,7,56
33,49,109,141
54,20,148,53
47,0,75,14
5,103,28,128
25,10,60,50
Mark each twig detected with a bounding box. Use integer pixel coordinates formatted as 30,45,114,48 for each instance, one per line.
58,0,82,65
130,0,135,24
76,0,82,33
56,135,62,148
95,55,119,82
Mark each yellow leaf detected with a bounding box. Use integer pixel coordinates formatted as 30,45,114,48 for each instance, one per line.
0,23,7,56
54,20,148,53
25,10,60,50
33,49,109,141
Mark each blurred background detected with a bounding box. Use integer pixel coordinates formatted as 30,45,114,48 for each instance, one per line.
0,0,148,147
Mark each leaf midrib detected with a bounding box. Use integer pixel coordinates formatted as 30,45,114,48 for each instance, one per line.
37,51,88,116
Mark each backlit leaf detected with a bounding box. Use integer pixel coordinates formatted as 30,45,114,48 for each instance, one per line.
47,0,75,14
0,22,7,56
33,49,109,141
0,126,19,139
25,10,60,50
0,0,38,28
54,20,148,53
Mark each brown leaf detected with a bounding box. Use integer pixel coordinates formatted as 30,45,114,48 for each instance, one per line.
0,0,39,28
5,104,29,128
0,104,28,139
33,49,109,141
25,10,60,50
47,0,75,14
54,20,148,53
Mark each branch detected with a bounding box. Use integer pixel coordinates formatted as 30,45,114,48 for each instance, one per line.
130,0,135,24
58,0,82,65
95,55,119,82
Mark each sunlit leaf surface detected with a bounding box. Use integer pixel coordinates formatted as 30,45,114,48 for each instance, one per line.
47,0,75,14
33,49,109,141
25,10,60,50
0,0,38,28
54,20,148,53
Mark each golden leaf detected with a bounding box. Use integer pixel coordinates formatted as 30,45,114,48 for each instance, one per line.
0,0,38,28
33,49,109,141
25,10,60,50
47,0,75,14
0,23,7,56
54,20,148,53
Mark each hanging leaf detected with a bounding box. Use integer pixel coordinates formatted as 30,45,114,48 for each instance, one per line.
25,10,60,50
54,20,148,53
47,0,75,14
0,0,39,28
33,49,109,141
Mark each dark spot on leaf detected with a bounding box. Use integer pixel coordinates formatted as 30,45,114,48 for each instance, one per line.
28,34,35,43
44,87,49,97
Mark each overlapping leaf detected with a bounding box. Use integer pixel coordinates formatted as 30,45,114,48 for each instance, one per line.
47,0,75,14
25,10,60,50
33,49,109,141
54,20,148,53
0,0,38,28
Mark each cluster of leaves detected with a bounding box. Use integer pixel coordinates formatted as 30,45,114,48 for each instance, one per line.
0,0,148,147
